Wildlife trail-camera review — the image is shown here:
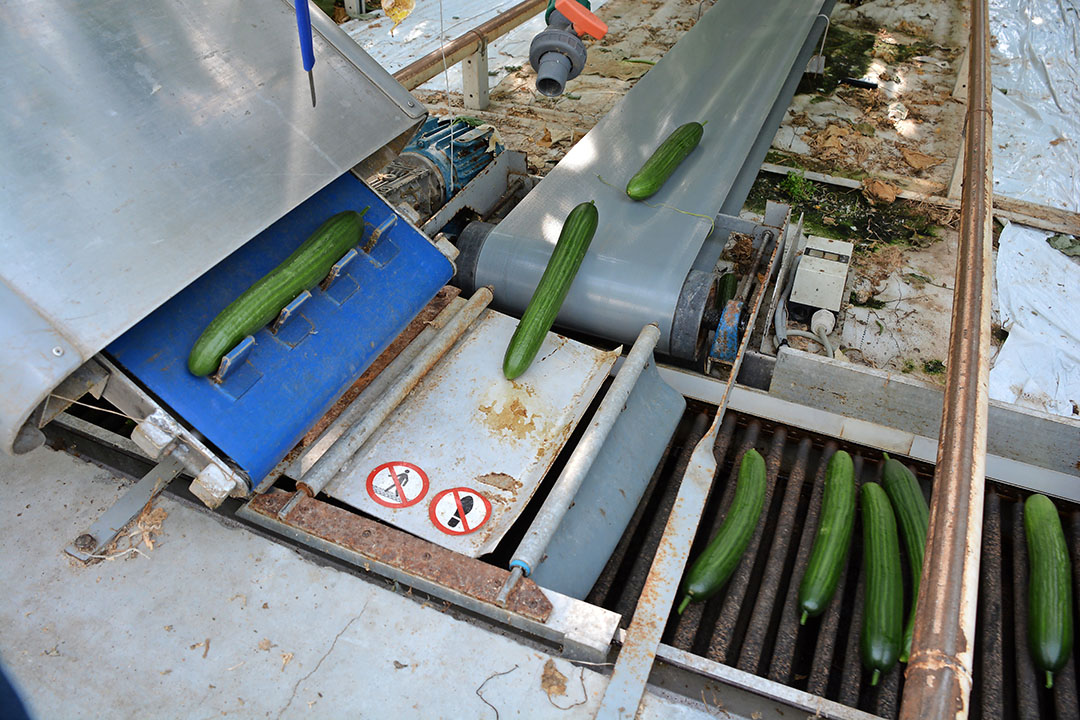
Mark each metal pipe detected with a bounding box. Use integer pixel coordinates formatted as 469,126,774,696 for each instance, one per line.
495,324,661,605
393,0,547,91
899,0,993,717
279,287,493,518
285,297,468,478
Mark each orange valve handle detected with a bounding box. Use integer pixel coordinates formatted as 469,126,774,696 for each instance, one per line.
555,0,608,39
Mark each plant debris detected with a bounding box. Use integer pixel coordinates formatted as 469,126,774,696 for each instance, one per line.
923,359,946,374
540,659,567,698
900,147,944,171
747,172,940,247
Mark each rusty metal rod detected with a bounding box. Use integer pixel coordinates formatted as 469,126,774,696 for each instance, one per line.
393,0,547,90
899,0,993,716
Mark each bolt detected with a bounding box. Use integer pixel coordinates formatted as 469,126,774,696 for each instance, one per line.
52,346,64,357
407,100,415,107
74,534,96,551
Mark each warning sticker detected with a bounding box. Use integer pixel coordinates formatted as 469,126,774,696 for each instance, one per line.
366,462,429,508
429,487,492,536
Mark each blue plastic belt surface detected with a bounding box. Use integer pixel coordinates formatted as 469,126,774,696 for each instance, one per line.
108,174,453,486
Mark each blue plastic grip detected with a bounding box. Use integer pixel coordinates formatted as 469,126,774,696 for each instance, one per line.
295,0,316,72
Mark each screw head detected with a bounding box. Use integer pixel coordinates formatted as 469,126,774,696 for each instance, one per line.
52,346,64,357
407,100,415,107
74,534,95,550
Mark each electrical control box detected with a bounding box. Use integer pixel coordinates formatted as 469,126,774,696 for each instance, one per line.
790,235,854,312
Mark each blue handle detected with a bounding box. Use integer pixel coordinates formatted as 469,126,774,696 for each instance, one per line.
295,0,315,72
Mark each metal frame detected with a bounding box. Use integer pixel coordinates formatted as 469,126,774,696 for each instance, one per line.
655,364,1080,502
652,641,884,720
595,208,787,719
96,356,251,507
65,456,185,562
236,498,621,662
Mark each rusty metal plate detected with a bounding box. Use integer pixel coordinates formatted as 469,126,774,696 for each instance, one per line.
324,309,619,558
248,490,552,622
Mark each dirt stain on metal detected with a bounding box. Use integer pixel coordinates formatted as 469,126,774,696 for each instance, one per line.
474,472,521,492
478,397,537,439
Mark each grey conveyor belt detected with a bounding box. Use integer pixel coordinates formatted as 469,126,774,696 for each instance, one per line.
474,0,828,355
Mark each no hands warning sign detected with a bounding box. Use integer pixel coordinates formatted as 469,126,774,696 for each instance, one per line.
429,487,491,535
366,461,429,508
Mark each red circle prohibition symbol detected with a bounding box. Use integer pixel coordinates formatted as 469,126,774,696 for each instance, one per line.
429,487,492,536
366,461,429,508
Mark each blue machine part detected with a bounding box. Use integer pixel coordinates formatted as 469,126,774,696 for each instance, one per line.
107,174,454,489
709,299,743,363
401,117,502,201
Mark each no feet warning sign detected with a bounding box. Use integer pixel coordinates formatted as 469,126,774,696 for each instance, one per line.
366,461,429,508
429,487,491,536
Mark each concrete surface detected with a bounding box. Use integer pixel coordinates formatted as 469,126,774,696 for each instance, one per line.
0,447,612,719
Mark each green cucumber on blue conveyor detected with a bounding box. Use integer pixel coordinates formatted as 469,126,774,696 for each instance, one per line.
859,482,902,686
879,452,929,663
1024,493,1073,689
625,121,705,201
503,200,599,380
798,449,856,624
677,448,766,614
188,209,367,377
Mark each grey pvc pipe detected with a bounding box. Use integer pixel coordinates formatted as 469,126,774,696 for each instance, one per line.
496,324,661,604
279,287,493,518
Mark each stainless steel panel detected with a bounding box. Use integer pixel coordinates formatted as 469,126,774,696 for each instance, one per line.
474,0,826,354
0,283,81,455
323,309,618,557
0,0,424,454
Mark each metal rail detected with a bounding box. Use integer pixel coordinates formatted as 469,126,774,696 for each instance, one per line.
900,0,993,716
393,0,546,90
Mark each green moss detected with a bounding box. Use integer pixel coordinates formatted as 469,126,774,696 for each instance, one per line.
850,292,887,310
745,171,942,249
922,359,946,375
879,38,934,65
780,170,814,204
798,26,875,95
901,359,916,374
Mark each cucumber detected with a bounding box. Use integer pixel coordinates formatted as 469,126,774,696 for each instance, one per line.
798,450,856,624
188,210,367,377
880,453,929,662
717,273,738,307
860,482,903,686
503,201,598,380
625,121,704,200
677,448,767,614
1025,493,1074,689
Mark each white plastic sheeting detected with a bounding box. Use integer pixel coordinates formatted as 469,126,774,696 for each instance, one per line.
988,223,1080,419
989,0,1080,212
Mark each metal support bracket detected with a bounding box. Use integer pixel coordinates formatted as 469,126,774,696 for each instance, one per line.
270,290,312,335
98,355,250,508
463,42,490,110
65,456,185,562
364,215,398,253
319,249,359,291
211,335,256,383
